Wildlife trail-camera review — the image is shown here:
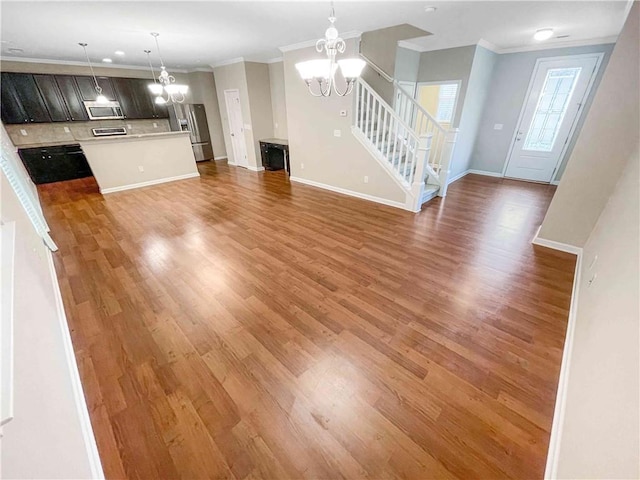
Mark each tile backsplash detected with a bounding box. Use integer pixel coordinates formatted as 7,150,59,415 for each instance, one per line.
5,118,171,148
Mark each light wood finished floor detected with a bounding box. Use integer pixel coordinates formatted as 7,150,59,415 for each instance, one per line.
39,162,576,479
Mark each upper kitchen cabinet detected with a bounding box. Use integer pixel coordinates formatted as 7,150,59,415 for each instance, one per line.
1,72,51,124
112,77,167,119
55,76,89,121
33,74,72,122
75,75,117,102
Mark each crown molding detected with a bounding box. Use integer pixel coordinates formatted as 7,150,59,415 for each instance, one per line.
0,56,190,73
266,57,283,64
211,57,245,68
279,30,362,53
495,35,618,54
188,67,214,73
397,40,424,52
477,38,500,54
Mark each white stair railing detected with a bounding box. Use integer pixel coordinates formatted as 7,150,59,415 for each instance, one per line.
394,82,459,196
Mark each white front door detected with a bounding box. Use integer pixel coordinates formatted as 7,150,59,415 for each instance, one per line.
224,89,248,168
505,54,602,182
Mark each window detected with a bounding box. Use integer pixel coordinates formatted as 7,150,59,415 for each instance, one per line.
436,83,458,123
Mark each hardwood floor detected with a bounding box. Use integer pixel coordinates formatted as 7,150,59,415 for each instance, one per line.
39,161,576,479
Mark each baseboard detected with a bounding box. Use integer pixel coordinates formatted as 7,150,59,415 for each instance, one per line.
45,249,105,479
467,169,503,178
550,179,561,186
100,172,200,194
289,176,407,210
544,249,583,479
227,161,237,166
532,226,583,255
213,156,228,161
447,169,470,184
246,165,265,172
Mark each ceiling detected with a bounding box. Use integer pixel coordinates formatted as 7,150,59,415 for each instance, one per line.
0,1,630,71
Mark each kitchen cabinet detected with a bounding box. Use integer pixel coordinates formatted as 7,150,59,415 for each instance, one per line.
55,75,89,121
0,72,51,123
111,77,139,118
18,144,92,184
113,77,166,119
75,75,117,102
33,74,71,122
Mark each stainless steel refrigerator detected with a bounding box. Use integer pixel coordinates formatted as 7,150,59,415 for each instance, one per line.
168,104,214,162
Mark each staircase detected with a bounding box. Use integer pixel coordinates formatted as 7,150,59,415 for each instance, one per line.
352,78,458,212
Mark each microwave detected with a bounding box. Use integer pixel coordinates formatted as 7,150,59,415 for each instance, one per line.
84,101,124,120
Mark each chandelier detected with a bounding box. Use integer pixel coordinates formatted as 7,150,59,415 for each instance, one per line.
78,43,108,103
295,5,366,97
147,32,188,104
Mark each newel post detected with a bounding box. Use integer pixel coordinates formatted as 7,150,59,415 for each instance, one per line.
438,128,459,197
409,133,432,212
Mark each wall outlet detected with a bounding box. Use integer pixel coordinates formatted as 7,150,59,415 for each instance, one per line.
20,129,27,136
364,175,369,183
334,129,341,137
127,123,133,129
152,122,158,128
275,122,279,129
494,124,503,130
339,110,347,117
300,163,305,170
244,123,252,131
63,126,71,133
138,165,144,172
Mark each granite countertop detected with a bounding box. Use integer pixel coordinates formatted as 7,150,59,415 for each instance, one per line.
77,131,190,143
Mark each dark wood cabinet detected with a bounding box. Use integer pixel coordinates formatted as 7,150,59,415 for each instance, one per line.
33,74,71,122
55,75,89,121
0,72,51,123
18,144,92,184
113,77,165,119
75,75,117,102
111,77,139,119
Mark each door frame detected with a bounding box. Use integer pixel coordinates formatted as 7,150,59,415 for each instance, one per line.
223,88,248,168
501,52,605,183
414,80,462,125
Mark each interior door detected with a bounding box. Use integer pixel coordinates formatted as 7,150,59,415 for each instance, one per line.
224,89,248,167
505,54,601,182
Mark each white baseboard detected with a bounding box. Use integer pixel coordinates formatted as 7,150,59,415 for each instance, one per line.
289,176,407,210
544,249,583,479
246,165,265,172
100,172,200,194
532,226,583,255
467,169,503,178
46,249,105,479
447,169,470,184
551,179,561,186
227,161,237,166
213,156,228,161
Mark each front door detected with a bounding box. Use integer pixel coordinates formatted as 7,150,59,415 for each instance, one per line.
223,89,248,168
504,54,602,182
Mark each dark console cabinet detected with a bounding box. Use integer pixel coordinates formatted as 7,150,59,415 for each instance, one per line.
259,138,289,174
18,144,93,184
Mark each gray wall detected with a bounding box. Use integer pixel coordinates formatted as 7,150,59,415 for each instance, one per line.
417,45,476,127
470,43,614,178
450,46,498,180
186,71,227,159
245,62,275,164
394,46,420,83
268,61,288,139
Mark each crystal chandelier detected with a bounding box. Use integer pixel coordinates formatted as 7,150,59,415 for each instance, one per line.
295,4,366,97
147,32,188,104
78,43,109,103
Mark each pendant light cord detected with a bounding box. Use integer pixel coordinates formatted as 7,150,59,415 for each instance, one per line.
144,50,158,82
151,33,165,68
78,43,103,94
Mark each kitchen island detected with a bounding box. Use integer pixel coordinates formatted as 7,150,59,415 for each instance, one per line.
79,131,199,194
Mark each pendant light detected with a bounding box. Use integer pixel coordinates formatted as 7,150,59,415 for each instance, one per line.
295,3,366,97
78,43,109,104
147,32,188,104
145,50,167,105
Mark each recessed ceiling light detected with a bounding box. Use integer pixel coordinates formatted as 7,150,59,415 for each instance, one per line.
102,57,112,63
114,50,125,56
7,47,24,54
534,28,554,41
424,6,437,13
556,34,570,39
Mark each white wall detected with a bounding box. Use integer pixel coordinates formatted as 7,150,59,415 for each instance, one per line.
538,4,638,248
283,39,406,205
469,43,614,179
0,133,101,478
268,61,288,139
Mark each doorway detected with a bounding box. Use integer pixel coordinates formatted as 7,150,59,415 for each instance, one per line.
504,53,603,182
415,81,460,128
223,89,248,168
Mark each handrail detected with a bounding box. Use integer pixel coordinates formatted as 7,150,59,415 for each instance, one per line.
358,78,418,140
394,80,447,134
359,52,394,83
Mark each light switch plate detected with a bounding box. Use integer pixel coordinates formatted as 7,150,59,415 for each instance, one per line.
20,129,27,136
494,124,503,130
152,123,157,128
334,129,341,137
244,123,252,131
63,127,71,133
127,124,133,129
